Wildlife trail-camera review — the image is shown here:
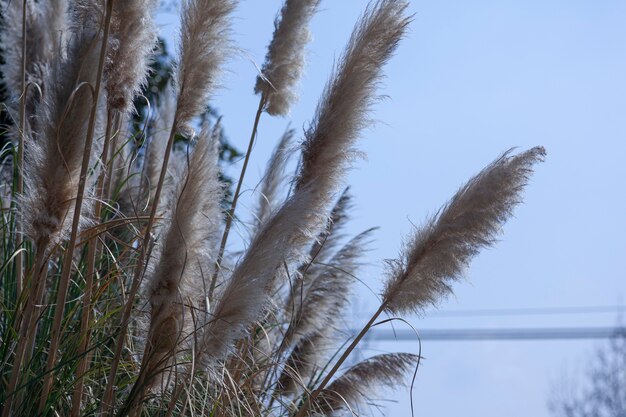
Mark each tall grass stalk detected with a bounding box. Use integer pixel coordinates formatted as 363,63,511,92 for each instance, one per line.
14,0,27,299
210,95,265,300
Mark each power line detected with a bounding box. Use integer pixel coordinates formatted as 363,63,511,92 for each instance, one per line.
366,327,626,342
424,305,626,318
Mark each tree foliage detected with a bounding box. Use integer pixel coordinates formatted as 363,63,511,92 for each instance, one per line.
550,332,626,417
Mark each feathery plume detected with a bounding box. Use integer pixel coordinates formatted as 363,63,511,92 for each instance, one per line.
275,331,331,399
255,0,321,116
0,0,34,106
0,154,13,210
0,0,68,119
105,0,158,114
382,147,546,315
281,188,354,328
22,27,102,249
73,0,158,114
141,89,178,210
273,3,409,393
140,123,222,388
254,128,295,229
174,0,237,132
199,184,325,367
315,353,418,414
297,0,410,191
283,228,375,348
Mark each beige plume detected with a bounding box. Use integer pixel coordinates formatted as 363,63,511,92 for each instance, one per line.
254,128,295,230
315,353,418,414
140,123,223,389
382,147,546,315
174,0,237,133
22,27,102,249
255,0,321,116
297,0,410,191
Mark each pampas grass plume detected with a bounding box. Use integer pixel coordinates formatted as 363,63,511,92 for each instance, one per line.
22,26,102,249
105,0,158,113
0,0,66,94
297,0,410,191
199,183,325,367
382,146,546,315
315,353,418,414
255,0,321,116
254,128,295,229
140,122,223,387
174,0,237,133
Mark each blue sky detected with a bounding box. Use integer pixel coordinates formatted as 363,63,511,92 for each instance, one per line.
158,1,626,416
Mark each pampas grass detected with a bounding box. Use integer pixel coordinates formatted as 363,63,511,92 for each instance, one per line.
255,0,321,116
315,353,419,414
382,147,547,315
174,0,236,132
0,0,545,416
297,0,410,191
253,128,295,229
137,122,222,394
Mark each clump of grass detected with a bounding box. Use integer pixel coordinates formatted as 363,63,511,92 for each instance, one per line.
0,0,545,416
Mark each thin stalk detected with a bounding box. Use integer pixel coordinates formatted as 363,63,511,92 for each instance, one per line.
14,0,27,298
70,109,116,417
215,338,250,417
21,243,50,361
38,1,114,411
1,246,48,417
292,303,387,417
164,374,189,417
101,119,178,415
209,95,266,300
263,243,329,403
103,115,121,201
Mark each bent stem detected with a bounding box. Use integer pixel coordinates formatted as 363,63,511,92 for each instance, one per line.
38,0,114,411
293,303,387,417
209,95,266,300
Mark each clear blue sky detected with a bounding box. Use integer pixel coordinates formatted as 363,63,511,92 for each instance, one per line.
158,1,626,416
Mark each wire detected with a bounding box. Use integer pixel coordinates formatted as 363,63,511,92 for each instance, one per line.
367,327,626,341
424,305,626,318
